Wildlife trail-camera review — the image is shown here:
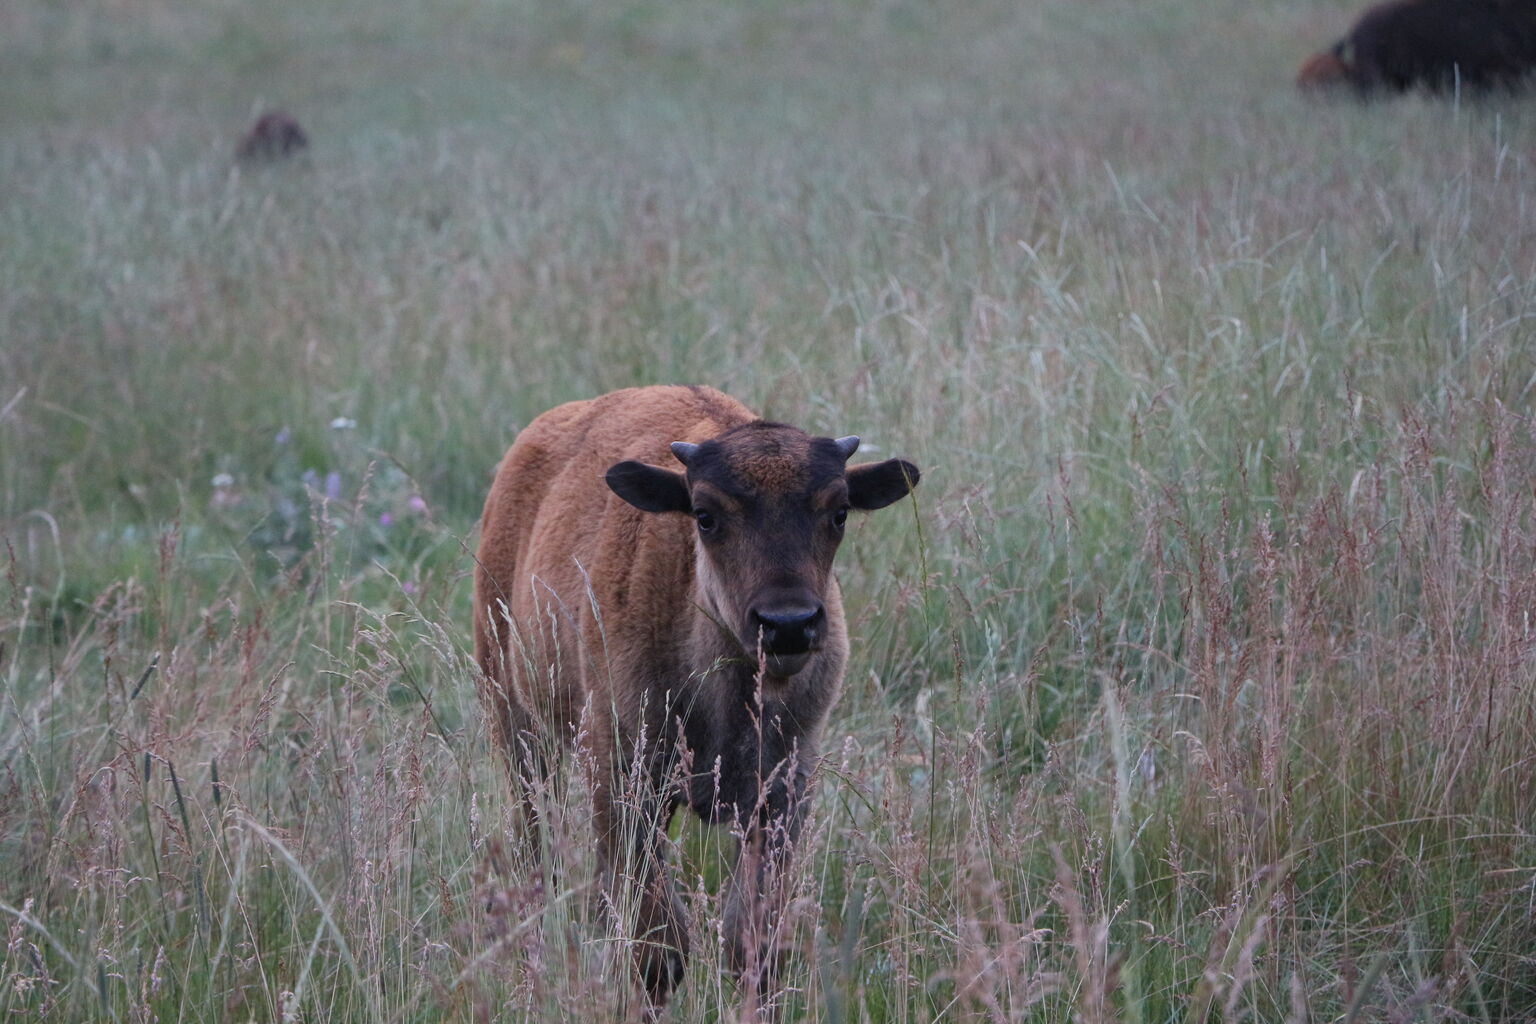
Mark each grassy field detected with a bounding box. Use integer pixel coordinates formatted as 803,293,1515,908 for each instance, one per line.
5,0,1536,1019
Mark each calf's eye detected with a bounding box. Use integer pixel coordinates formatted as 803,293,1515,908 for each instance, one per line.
833,506,849,528
694,509,717,534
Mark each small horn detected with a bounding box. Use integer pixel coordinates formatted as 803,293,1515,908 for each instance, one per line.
670,441,700,466
833,435,860,460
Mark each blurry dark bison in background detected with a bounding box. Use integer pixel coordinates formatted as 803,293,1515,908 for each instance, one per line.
1298,0,1536,95
237,111,309,162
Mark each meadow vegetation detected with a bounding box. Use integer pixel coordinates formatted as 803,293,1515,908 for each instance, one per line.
3,0,1535,1019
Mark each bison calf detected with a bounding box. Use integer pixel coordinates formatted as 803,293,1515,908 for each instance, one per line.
1297,0,1536,95
473,385,919,1008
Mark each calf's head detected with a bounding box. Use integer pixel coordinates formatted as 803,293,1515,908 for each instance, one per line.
606,422,919,678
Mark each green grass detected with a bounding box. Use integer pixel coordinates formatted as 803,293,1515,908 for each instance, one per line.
4,0,1536,1019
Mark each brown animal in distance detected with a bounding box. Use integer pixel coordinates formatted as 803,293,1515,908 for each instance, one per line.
473,385,920,1010
236,110,308,162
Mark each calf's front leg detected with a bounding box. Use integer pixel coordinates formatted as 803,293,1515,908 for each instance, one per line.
595,761,689,1006
722,760,810,1012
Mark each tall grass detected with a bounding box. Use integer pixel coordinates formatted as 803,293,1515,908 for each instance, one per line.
4,0,1536,1019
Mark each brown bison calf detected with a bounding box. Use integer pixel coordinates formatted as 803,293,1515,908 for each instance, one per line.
473,385,920,1008
236,110,309,162
1297,0,1536,94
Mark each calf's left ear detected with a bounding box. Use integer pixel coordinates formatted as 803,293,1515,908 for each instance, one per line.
847,459,921,510
606,461,691,513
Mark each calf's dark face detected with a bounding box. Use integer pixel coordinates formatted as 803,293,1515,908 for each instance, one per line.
605,423,919,677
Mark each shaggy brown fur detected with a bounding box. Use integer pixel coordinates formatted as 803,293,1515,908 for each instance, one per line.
236,111,308,162
1298,0,1536,95
473,385,919,1008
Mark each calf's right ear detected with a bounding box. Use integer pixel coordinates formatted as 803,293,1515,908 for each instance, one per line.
606,461,692,513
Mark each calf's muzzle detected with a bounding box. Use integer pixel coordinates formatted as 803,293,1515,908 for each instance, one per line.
751,602,825,654
747,594,827,677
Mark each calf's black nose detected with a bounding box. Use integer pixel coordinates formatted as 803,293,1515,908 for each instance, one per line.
750,603,826,655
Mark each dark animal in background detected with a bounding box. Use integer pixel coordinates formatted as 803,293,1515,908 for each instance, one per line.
236,111,308,162
473,385,919,1010
1297,0,1536,94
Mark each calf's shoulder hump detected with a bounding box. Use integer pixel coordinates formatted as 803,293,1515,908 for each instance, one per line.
492,387,754,497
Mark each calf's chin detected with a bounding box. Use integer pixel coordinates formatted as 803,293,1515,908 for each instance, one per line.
762,650,812,678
